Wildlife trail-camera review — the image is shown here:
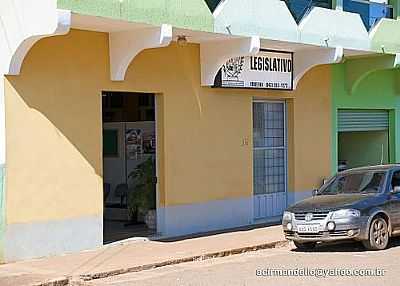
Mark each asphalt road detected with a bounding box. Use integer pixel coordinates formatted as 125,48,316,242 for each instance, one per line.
87,238,400,286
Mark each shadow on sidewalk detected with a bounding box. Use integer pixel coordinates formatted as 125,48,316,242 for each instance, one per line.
153,220,282,243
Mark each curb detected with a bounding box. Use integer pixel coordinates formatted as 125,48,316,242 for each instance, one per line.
33,277,69,286
79,239,289,282
32,239,288,285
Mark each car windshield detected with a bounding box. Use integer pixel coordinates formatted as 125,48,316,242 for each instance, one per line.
319,171,386,195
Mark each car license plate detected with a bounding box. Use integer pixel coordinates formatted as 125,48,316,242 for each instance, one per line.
297,225,319,233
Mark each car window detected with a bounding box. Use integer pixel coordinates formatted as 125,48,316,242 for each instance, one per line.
391,171,400,189
319,171,386,195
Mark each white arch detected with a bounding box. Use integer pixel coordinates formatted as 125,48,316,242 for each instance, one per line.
200,36,260,86
1,1,71,169
293,46,344,89
109,24,173,81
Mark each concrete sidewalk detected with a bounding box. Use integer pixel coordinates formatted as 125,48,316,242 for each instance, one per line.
0,224,286,286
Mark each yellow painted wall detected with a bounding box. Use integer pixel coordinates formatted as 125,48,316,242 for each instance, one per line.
4,29,331,225
250,65,332,192
291,66,332,190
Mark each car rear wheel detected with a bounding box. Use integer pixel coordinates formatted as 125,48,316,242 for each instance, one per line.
293,241,316,250
362,217,389,251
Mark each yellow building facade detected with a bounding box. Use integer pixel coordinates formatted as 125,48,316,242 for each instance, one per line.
2,29,332,261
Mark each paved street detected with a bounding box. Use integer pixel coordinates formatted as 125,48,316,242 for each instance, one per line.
87,238,400,286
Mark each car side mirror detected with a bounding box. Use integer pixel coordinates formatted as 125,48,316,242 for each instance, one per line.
312,189,319,197
391,186,400,194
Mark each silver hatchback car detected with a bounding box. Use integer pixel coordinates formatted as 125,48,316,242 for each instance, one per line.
282,165,400,250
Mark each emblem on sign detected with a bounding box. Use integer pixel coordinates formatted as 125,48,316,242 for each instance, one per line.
305,213,313,222
222,57,244,80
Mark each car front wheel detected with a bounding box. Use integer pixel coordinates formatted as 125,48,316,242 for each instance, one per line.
362,217,389,251
293,241,316,250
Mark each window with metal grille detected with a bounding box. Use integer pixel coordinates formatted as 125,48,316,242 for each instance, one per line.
253,102,286,195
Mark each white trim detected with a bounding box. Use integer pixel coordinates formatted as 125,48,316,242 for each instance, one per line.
200,36,260,86
293,46,343,89
1,2,71,184
213,0,228,17
3,8,71,76
109,24,172,81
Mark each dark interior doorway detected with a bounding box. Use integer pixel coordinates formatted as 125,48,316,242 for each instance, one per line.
338,131,389,171
337,109,390,172
102,91,157,244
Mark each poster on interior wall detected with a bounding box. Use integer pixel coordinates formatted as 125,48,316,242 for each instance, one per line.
125,122,156,159
126,129,143,159
214,49,293,90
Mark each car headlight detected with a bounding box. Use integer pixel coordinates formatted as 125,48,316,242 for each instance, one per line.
283,211,293,221
331,209,360,219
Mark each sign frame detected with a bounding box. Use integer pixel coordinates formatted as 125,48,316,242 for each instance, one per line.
213,49,294,91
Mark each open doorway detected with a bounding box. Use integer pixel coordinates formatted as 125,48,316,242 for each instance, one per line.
338,131,389,170
337,109,389,171
102,91,157,244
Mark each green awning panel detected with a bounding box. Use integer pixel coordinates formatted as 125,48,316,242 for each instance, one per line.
338,109,389,132
57,0,214,32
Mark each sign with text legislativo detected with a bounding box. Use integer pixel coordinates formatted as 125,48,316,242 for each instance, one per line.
214,49,293,90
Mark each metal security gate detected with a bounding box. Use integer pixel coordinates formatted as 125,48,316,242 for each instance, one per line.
338,110,389,132
253,101,287,220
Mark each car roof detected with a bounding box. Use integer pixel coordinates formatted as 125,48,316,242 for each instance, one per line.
340,164,400,175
